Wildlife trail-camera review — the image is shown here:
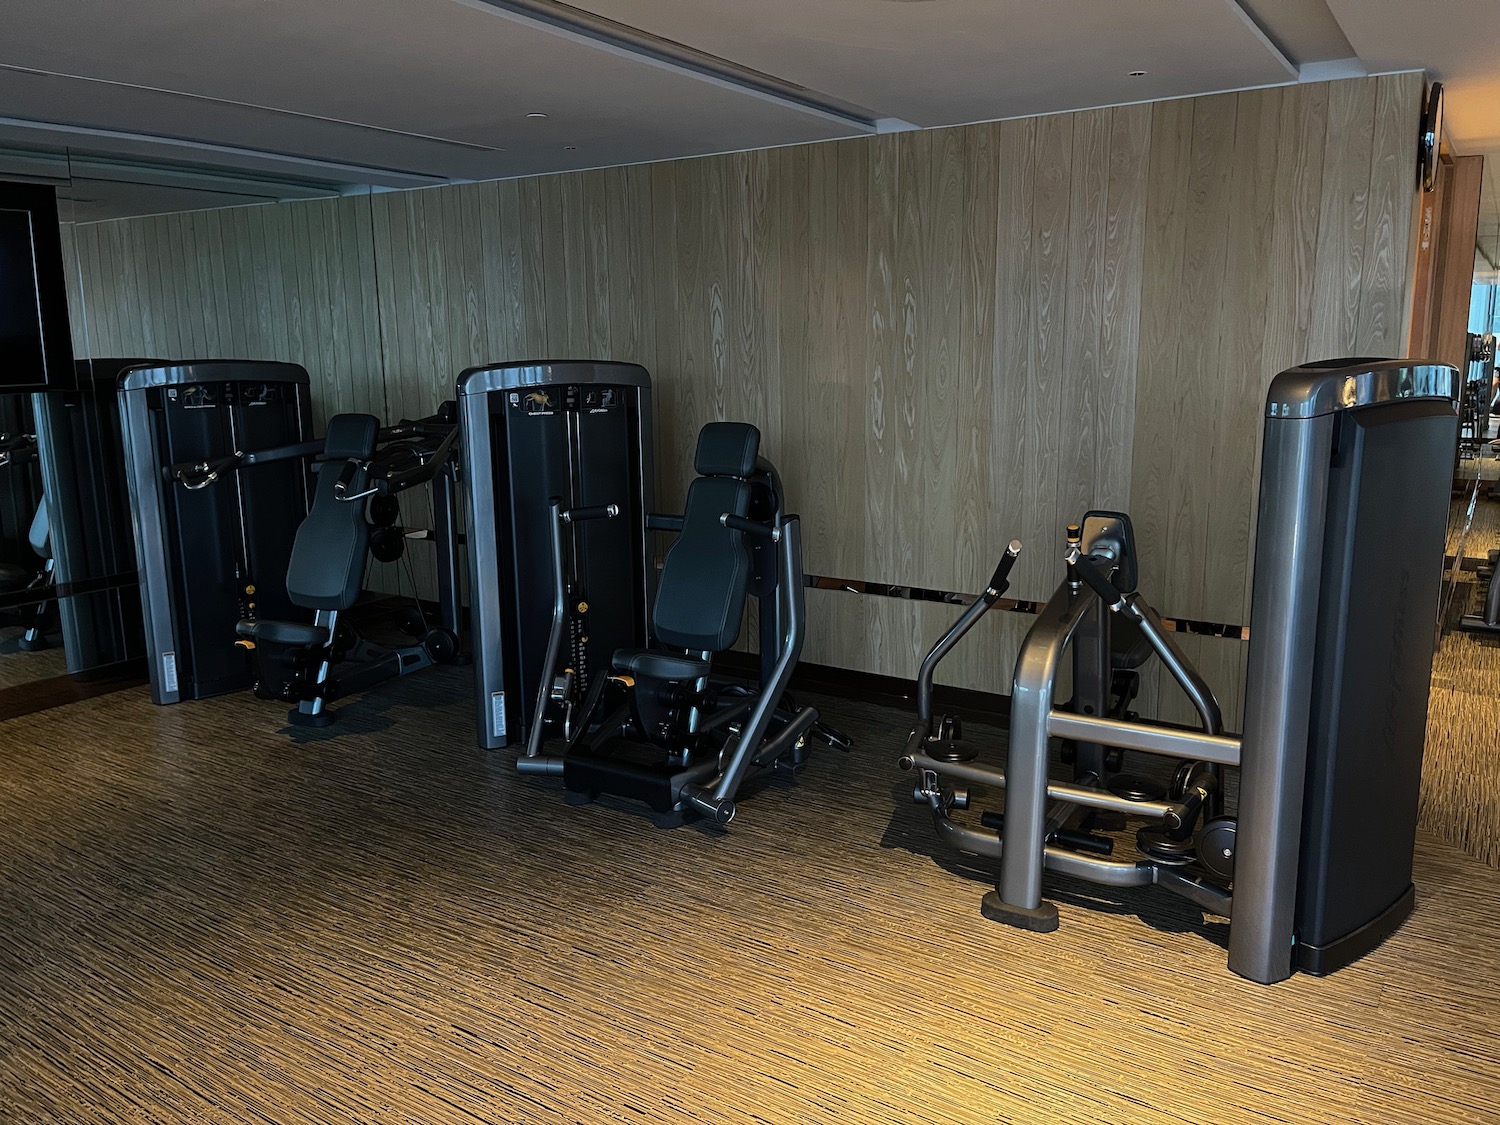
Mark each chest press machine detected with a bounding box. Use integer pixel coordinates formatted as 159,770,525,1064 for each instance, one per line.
519,421,848,827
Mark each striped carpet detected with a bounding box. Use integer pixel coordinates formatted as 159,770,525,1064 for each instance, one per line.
1,667,1497,1124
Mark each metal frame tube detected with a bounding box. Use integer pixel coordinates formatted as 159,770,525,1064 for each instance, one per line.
1229,411,1333,984
431,468,462,639
1126,597,1223,735
526,500,568,761
915,595,995,726
999,581,1092,910
296,608,337,719
118,384,181,704
458,384,507,748
906,748,1189,822
1045,712,1241,765
706,516,808,805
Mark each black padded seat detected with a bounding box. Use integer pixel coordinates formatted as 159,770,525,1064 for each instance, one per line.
235,618,331,647
611,649,711,683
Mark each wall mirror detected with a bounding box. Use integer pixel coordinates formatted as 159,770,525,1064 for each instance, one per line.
1442,157,1498,636
0,143,373,717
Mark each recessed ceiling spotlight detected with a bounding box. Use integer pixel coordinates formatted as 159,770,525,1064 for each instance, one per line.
564,145,577,151
1128,70,1147,77
526,112,548,119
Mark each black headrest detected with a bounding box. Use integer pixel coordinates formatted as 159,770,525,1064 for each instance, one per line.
694,422,760,478
324,413,380,460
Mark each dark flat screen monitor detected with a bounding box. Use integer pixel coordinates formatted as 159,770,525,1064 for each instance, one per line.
0,182,76,392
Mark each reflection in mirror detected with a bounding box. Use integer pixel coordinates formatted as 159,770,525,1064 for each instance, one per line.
1442,160,1500,634
0,171,78,696
0,393,60,687
33,145,384,716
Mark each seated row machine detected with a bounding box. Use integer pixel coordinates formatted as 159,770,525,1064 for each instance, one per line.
903,359,1458,983
519,421,847,826
236,410,463,726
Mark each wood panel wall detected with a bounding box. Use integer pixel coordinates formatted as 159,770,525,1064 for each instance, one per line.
65,74,1424,727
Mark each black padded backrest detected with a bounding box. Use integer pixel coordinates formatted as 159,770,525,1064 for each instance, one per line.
286,414,379,610
651,421,764,652
653,475,753,651
324,413,380,459
695,421,760,477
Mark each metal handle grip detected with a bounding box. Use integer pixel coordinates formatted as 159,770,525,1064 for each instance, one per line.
182,468,220,491
333,459,373,502
720,513,780,541
562,504,620,523
982,540,1023,604
1069,551,1128,609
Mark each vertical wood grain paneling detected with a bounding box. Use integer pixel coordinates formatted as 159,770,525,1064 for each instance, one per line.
1057,109,1105,527
957,123,999,591
1308,79,1377,358
1027,110,1074,594
991,117,1039,594
1358,74,1419,353
647,162,688,514
1171,92,1239,621
605,165,656,371
1095,104,1150,515
773,145,813,536
1209,89,1280,626
66,77,1424,717
919,126,965,590
1130,98,1193,719
863,131,909,675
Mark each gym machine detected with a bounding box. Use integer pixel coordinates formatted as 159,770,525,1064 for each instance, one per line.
1458,332,1495,459
902,359,1458,983
236,409,463,726
458,360,654,751
119,360,315,703
520,421,846,826
33,358,154,671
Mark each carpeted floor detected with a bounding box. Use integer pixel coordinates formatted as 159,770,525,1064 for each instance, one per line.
1,666,1497,1124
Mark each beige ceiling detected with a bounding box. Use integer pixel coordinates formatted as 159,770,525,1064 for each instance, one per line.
0,0,1493,221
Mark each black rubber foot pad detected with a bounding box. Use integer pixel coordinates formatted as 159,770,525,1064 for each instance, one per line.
562,790,597,806
927,743,979,764
981,891,1059,932
287,707,335,728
